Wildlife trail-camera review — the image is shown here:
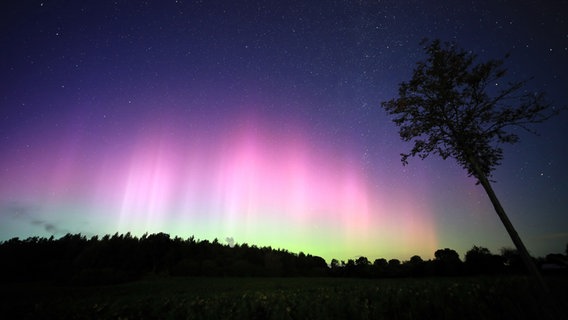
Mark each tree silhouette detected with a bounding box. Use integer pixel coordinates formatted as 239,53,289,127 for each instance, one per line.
354,256,371,277
2,233,565,283
465,245,503,275
372,258,388,277
434,248,462,276
381,39,560,295
407,255,426,277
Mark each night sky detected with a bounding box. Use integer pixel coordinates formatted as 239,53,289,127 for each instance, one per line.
1,0,567,262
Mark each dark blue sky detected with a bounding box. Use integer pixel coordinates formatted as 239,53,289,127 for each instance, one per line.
0,0,566,261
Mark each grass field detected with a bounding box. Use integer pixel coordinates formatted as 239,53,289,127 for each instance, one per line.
2,276,567,319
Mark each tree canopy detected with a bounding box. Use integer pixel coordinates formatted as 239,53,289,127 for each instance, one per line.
381,39,557,180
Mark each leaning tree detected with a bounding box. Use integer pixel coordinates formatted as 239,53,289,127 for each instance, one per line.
381,39,560,295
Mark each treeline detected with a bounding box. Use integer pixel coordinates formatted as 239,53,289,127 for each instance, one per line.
0,233,328,285
330,247,566,278
0,233,566,285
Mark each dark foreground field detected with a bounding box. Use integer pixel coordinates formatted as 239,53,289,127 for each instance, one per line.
2,276,567,319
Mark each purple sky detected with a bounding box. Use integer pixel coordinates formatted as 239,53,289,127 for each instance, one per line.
0,0,566,262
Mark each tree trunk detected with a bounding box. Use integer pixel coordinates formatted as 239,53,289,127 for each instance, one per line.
476,173,549,293
465,156,559,318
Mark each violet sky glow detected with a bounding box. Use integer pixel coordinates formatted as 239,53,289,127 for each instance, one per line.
0,1,567,262
0,97,438,260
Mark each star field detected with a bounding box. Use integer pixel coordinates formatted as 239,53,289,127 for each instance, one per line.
0,0,567,262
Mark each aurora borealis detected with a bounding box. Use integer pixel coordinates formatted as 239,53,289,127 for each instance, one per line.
0,97,439,261
1,1,567,262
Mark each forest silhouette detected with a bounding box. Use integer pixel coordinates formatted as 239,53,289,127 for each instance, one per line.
1,233,566,286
